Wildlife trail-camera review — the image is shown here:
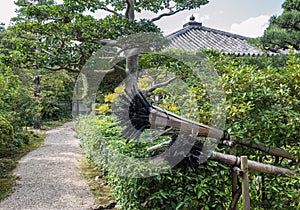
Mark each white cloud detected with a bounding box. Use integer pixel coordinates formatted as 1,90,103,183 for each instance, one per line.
230,15,270,38
199,14,210,22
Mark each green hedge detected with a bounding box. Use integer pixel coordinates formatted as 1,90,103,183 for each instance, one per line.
77,115,232,210
77,50,299,209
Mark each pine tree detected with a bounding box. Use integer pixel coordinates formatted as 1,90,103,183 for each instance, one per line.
261,0,300,52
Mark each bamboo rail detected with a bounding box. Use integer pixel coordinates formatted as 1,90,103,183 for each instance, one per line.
147,143,295,175
148,106,297,162
234,139,297,162
210,151,295,176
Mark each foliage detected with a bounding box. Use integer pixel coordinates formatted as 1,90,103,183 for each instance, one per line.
0,64,36,130
3,0,201,72
0,63,74,130
0,0,210,111
0,116,14,148
0,0,211,129
77,115,232,210
77,49,299,209
208,50,300,151
37,69,76,120
261,0,300,51
207,50,300,209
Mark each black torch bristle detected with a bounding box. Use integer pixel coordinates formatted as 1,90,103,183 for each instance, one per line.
113,86,152,142
162,134,209,171
113,86,230,144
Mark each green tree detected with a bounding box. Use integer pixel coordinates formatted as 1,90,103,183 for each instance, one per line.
1,0,209,115
5,0,209,74
261,0,300,51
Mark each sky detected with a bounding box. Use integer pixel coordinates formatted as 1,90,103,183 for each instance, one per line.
0,0,285,38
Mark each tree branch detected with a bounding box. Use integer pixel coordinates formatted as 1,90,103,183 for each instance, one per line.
229,187,242,210
135,1,148,9
57,40,65,53
19,34,36,41
93,65,127,77
45,65,79,73
44,66,63,71
147,140,171,152
146,77,177,94
99,39,121,47
151,8,185,22
108,48,126,65
75,36,123,48
40,48,54,56
94,69,116,74
51,16,71,23
114,64,126,72
95,6,125,19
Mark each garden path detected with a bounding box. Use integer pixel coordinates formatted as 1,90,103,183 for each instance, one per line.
0,122,95,210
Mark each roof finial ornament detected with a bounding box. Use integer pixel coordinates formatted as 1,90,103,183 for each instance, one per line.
190,15,195,21
183,14,202,28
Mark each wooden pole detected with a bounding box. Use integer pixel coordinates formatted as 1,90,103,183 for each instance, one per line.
230,145,238,210
76,82,79,116
147,143,296,175
241,156,250,210
235,139,296,162
210,151,295,175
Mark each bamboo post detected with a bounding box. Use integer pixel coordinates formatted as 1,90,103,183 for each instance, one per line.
230,145,238,210
241,156,250,210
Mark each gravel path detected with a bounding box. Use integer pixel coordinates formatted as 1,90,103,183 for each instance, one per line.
0,122,95,210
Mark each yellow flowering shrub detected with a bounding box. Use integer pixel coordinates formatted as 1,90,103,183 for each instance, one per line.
161,102,179,113
137,76,152,90
114,85,125,94
97,104,110,114
104,93,118,103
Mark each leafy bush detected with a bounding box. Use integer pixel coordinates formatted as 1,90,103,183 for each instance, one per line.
77,50,299,209
77,115,232,210
0,115,14,148
38,69,76,121
0,65,36,129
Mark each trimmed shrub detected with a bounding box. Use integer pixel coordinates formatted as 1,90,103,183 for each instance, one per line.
77,115,232,210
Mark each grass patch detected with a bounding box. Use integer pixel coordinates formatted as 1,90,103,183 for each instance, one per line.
80,157,116,208
0,132,45,201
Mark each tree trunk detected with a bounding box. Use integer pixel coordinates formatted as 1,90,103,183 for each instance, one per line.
125,0,135,20
125,54,139,92
124,0,138,92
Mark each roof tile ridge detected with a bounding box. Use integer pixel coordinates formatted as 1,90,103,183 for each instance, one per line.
200,26,250,40
166,27,193,39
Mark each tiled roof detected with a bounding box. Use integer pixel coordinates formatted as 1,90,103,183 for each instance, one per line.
167,18,273,56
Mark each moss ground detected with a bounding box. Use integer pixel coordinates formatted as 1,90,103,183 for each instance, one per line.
80,157,116,208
